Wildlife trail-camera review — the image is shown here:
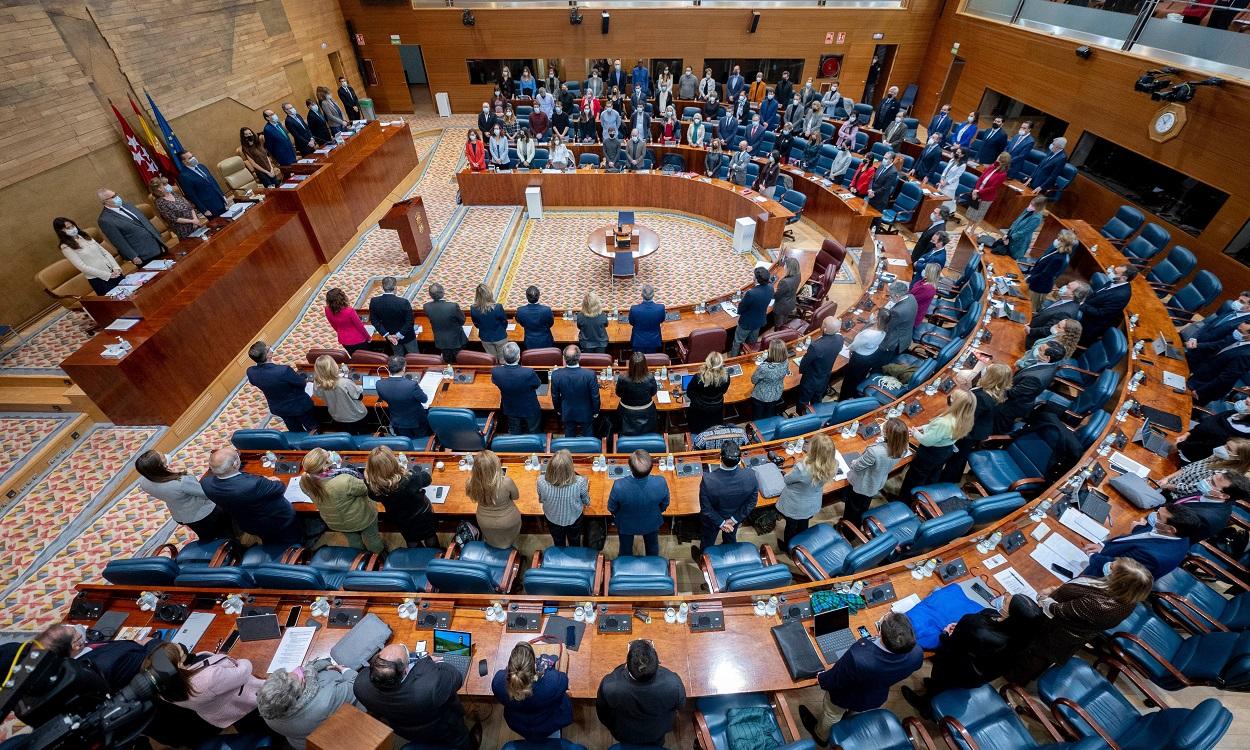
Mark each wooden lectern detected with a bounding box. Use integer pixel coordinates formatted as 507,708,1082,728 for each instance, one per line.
380,196,432,265
308,703,394,750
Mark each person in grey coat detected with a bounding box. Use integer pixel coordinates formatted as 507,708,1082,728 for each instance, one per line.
776,433,838,549
844,418,909,525
422,283,469,364
258,658,358,750
879,281,918,359
727,140,752,186
96,188,165,265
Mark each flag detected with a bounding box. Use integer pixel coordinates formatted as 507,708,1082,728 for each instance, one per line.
108,100,161,185
129,95,178,179
144,90,184,158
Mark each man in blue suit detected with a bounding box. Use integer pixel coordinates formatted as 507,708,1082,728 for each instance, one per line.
608,450,670,557
731,266,774,355
927,104,954,143
246,341,318,432
951,111,978,150
867,149,899,211
282,102,318,156
717,111,740,146
1081,504,1203,580
975,116,1007,165
628,285,666,354
369,277,418,355
796,317,844,411
693,443,759,555
744,114,767,154
261,109,297,166
176,150,226,217
1026,137,1069,195
491,342,542,434
725,65,746,103
515,285,555,350
306,98,333,144
550,346,601,437
631,59,650,96
606,59,628,95
912,231,949,274
201,446,302,545
910,133,945,182
376,357,430,438
1181,291,1250,344
1004,121,1036,179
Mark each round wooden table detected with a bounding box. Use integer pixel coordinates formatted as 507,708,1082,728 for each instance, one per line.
586,224,660,262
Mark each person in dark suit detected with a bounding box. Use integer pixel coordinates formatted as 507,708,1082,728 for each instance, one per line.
717,112,740,146
596,640,686,748
422,283,468,364
550,346,600,438
911,133,945,182
693,443,759,555
1024,228,1074,310
515,285,555,350
731,266,774,355
1027,281,1090,345
245,340,319,432
1004,121,1035,179
1081,504,1203,580
337,77,362,120
628,285,666,354
873,86,901,129
1191,328,1250,404
96,188,165,266
994,341,1065,432
912,231,948,275
742,114,767,154
354,643,480,749
606,59,628,96
306,98,332,144
799,612,923,744
376,356,430,438
282,102,317,155
201,447,302,545
1026,137,1068,195
942,363,1011,482
880,281,918,359
175,150,227,217
796,317,845,411
725,65,746,103
771,256,801,328
975,117,1007,165
608,450,670,557
261,109,297,166
912,207,952,264
999,195,1046,262
866,151,899,211
1181,291,1250,344
1077,264,1136,345
368,276,418,355
927,104,955,143
1166,472,1250,542
491,342,543,434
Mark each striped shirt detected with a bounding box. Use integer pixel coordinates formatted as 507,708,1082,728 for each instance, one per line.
537,475,591,526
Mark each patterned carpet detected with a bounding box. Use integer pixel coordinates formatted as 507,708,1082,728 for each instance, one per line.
0,414,75,481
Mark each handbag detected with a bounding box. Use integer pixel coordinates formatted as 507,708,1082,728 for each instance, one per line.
1108,473,1166,509
453,519,480,546
751,461,786,498
770,620,823,680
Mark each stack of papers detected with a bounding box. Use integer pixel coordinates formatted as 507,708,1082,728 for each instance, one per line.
297,158,317,164
120,271,157,287
279,182,300,189
285,476,313,504
267,627,316,673
145,259,175,271
656,390,673,404
1109,451,1150,477
993,567,1038,599
418,371,442,405
221,203,250,220
1030,532,1090,582
720,301,739,318
833,451,851,481
104,318,140,331
1059,507,1109,543
886,258,908,267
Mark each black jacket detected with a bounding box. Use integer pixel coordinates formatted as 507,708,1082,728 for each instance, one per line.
797,333,843,405
200,472,301,544
369,293,417,344
285,113,317,155
1028,299,1080,345
1078,282,1132,345
354,657,470,746
994,361,1059,431
307,107,332,144
595,665,686,746
368,469,436,545
422,299,469,351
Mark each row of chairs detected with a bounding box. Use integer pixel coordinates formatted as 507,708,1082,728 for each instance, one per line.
1098,205,1222,320
309,346,673,369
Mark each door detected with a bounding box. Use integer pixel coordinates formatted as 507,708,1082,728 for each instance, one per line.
328,50,346,81
399,44,431,114
938,57,965,109
862,44,897,109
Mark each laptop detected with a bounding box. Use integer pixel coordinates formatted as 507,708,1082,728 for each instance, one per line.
1152,332,1182,359
433,628,473,677
1132,418,1175,457
812,607,856,662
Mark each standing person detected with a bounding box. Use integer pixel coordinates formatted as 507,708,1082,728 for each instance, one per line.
687,113,708,147
306,98,332,144
937,150,969,211
470,284,509,363
96,188,165,266
502,107,520,139
678,65,699,100
150,175,206,238
261,109,297,166
337,76,362,120
899,389,975,498
576,291,609,353
537,449,590,547
584,67,605,97
964,152,1010,225
867,152,900,212
492,342,542,435
576,103,597,144
704,138,726,177
836,118,860,151
686,352,731,434
548,134,573,170
601,127,622,168
699,68,719,101
837,309,888,401
353,644,481,749
283,102,317,156
849,154,877,197
488,125,510,168
317,86,348,132
882,112,908,150
798,612,923,746
1025,228,1075,311
753,149,782,197
911,262,942,326
324,287,371,355
771,256,802,329
912,231,949,275
300,448,383,552
259,658,359,750
1024,137,1069,196
148,643,266,734
732,266,775,355
843,417,909,526
628,284,666,354
998,195,1046,261
750,339,791,418
952,112,978,150
516,129,537,168
615,352,659,436
624,128,647,170
608,450,670,557
478,103,499,135
873,85,901,128
312,356,367,434
596,640,686,747
364,445,438,548
550,345,601,438
1005,121,1036,178
423,283,469,364
518,67,537,98
776,433,837,548
369,276,418,355
630,59,650,96
796,317,844,411
465,129,487,171
725,65,746,102
693,443,759,557
492,642,573,741
927,104,955,144
239,126,282,187
54,217,123,295
911,133,946,182
728,139,752,186
136,449,233,542
376,357,430,439
500,65,517,98
515,285,555,350
201,445,303,545
467,450,522,549
974,116,1008,165
941,364,1010,483
246,341,318,433
880,281,918,361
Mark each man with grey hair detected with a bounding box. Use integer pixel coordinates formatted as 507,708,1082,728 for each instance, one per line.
491,340,542,434
879,280,918,359
353,643,480,748
247,340,319,432
551,345,600,437
259,658,358,749
423,282,468,364
369,276,418,356
1026,136,1069,196
629,284,666,354
796,316,845,410
200,446,301,544
96,187,165,266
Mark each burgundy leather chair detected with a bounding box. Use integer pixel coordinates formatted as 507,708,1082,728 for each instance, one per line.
349,349,390,366
579,353,614,368
405,353,445,367
306,347,349,365
520,347,563,367
798,300,839,332
643,353,672,367
456,350,497,366
743,327,798,354
676,327,727,364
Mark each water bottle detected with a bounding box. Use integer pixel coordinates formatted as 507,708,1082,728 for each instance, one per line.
115,336,131,352
765,596,778,616
1129,313,1139,328
666,453,675,472
987,531,1003,550
695,301,706,315
795,437,805,454
397,452,409,471
1133,340,1144,358
677,603,688,623
850,419,860,435
443,364,454,380
465,453,475,471
262,451,277,468
1029,498,1053,522
923,558,939,578
529,453,539,471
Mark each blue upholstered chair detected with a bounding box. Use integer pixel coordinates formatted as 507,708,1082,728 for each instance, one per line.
1147,246,1196,295
878,181,923,233
1106,603,1250,690
614,433,667,453
340,569,425,592
549,436,604,454
194,734,274,750
353,435,414,451
249,546,373,590
1100,205,1145,246
1153,566,1250,632
1036,369,1120,420
103,556,181,586
522,546,603,596
427,407,495,451
967,429,1057,496
930,684,1107,750
1056,328,1126,388
174,566,256,588
789,524,897,578
828,709,936,750
579,152,601,167
426,541,518,593
809,396,879,427
752,413,824,443
605,556,676,596
779,190,807,240
378,547,440,592
231,429,292,450
694,692,814,749
966,491,1027,526
501,740,587,750
698,542,793,593
490,433,548,453
296,432,355,451
862,503,974,559
1166,270,1222,322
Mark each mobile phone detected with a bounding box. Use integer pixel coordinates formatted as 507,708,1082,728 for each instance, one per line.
285,606,302,628
221,630,240,654
856,626,871,639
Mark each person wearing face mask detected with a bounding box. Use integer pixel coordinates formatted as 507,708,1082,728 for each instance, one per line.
867,152,901,212
354,643,481,748
477,102,498,135
514,128,537,169
176,149,227,217
874,85,901,128
583,67,604,98
974,116,1008,165
759,88,780,130
1004,121,1035,179
464,129,487,172
1077,264,1137,345
704,138,726,177
546,67,562,99
1024,227,1075,310
149,176,206,239
822,84,846,118
732,89,751,121
745,114,766,153
882,110,908,150
598,96,622,142
96,188,166,266
1190,321,1250,405
601,128,622,169
1167,470,1250,543
136,449,233,541
913,206,951,263
305,97,332,145
952,111,978,150
1027,280,1090,345
774,121,796,162
630,59,650,97
535,86,555,118
748,72,768,105
827,144,853,180
1017,317,1081,371
1163,440,1250,498
800,101,823,141
624,128,647,171
629,102,651,145
1081,505,1203,579
550,102,570,142
1025,137,1069,195
1181,291,1250,344
236,127,280,190
528,104,550,142
835,117,859,151
499,65,516,99
799,77,818,107
628,83,646,118
261,108,297,166
677,66,699,100
517,66,536,98
316,85,347,132
716,107,739,147
928,104,955,144
54,217,123,294
994,195,1047,261
337,76,362,120
752,149,783,199
655,72,673,116
687,113,707,148
548,135,573,171
282,102,317,156
607,59,627,94
488,125,510,168
728,139,753,186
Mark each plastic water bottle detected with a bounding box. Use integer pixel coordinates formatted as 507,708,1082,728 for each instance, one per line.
1133,340,1144,358
262,451,277,468
1129,313,1140,328
442,364,454,380
677,603,688,623
1029,499,1053,523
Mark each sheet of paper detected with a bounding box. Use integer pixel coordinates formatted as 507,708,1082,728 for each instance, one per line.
720,301,739,318
833,451,850,481
297,158,317,164
425,485,450,504
285,476,313,504
1030,532,1091,582
266,626,316,674
418,371,442,405
1110,450,1150,477
506,323,517,331
104,317,140,331
171,612,215,651
886,258,908,267
304,382,314,396
993,567,1038,600
145,259,175,270
279,182,299,189
656,390,672,404
462,325,473,337
1162,371,1186,389
891,593,922,613
120,271,157,286
1031,521,1051,541
981,553,1007,570
839,344,853,358
1059,507,1110,543
364,324,376,336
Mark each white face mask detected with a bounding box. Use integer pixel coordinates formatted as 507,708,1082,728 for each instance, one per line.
1213,445,1233,460
64,226,78,237
1232,300,1247,312
1236,399,1250,413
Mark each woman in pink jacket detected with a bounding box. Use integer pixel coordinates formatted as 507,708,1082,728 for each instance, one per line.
911,262,942,326
149,643,267,733
324,287,371,355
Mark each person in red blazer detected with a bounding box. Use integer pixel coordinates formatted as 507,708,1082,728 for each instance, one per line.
965,151,1010,224
850,155,878,197
465,129,488,171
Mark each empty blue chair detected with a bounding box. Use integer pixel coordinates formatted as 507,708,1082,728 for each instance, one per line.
870,141,889,160
852,103,873,125
614,433,667,453
1100,205,1145,246
250,563,337,590
1057,328,1126,387
1036,369,1120,419
501,741,586,750
967,429,1056,495
1139,222,1171,254
1072,409,1110,450
699,542,793,592
917,302,980,350
579,152,600,167
427,541,517,593
1106,603,1250,690
789,523,897,578
238,543,301,568
341,569,424,592
606,556,676,596
522,546,602,596
549,436,602,454
532,149,549,168
427,407,494,451
354,435,413,451
103,556,181,586
779,190,807,239
695,693,807,749
491,433,547,453
379,546,440,591
931,684,1107,750
810,396,879,426
829,709,934,750
661,153,685,171
910,483,967,513
231,429,291,450
1037,657,1232,750
680,106,700,120
515,105,533,117
967,491,1027,526
908,512,975,556
1167,270,1222,320
863,502,923,548
878,181,922,232
296,432,354,451
1147,245,1196,293
174,566,256,588
753,413,823,442
1154,567,1250,632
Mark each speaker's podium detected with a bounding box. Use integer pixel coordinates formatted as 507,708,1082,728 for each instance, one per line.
610,211,637,278
380,196,433,265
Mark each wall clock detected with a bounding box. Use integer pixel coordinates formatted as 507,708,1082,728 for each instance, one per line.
1149,103,1186,143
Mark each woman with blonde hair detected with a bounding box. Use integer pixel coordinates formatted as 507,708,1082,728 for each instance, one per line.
750,339,791,418
490,641,572,740
942,364,1012,482
686,351,731,434
312,355,367,433
300,447,383,552
316,85,348,131
149,175,205,239
1026,228,1076,311
844,417,911,525
364,445,437,548
537,449,590,547
466,449,521,548
576,291,609,353
1017,318,1081,370
777,433,838,547
470,283,509,362
900,389,975,497
1161,437,1250,496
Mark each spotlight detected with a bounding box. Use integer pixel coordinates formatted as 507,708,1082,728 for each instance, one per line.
601,10,609,34
462,9,475,26
749,11,760,33
569,8,582,25
1075,45,1091,59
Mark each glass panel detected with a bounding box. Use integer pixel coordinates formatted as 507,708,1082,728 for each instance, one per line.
1225,216,1250,268
976,89,1070,146
1136,6,1250,77
466,59,537,86
964,0,1020,21
704,59,806,86
1017,0,1137,46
